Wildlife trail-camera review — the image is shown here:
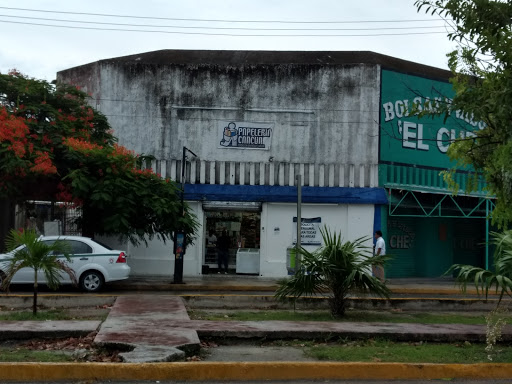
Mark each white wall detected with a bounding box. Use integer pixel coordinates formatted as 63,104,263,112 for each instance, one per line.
259,203,375,277
98,201,375,278
103,202,203,277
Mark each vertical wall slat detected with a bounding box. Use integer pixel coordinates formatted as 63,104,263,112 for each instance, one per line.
269,163,275,186
309,164,315,187
328,164,335,187
190,160,197,184
250,163,256,185
349,164,355,187
209,161,215,184
359,165,365,187
160,160,167,179
170,160,177,182
319,164,325,187
289,163,295,186
299,164,305,186
370,164,376,188
339,164,345,187
229,161,235,185
239,163,245,185
220,161,226,185
259,163,265,185
199,160,206,184
278,163,285,186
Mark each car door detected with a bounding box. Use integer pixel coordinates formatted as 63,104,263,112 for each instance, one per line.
37,239,92,284
57,240,93,283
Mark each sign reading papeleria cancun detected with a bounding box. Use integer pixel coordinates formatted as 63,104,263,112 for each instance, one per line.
380,70,484,168
218,121,273,150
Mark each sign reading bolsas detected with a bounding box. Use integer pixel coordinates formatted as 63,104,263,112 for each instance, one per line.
380,70,483,168
218,121,273,150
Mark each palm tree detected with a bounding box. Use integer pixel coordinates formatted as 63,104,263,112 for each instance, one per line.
448,230,512,304
1,229,77,315
275,227,391,318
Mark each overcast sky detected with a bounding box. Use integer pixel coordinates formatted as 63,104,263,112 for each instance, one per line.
0,0,455,81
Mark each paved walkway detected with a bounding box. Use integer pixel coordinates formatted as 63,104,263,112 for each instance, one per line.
94,294,512,363
111,275,499,297
0,320,100,340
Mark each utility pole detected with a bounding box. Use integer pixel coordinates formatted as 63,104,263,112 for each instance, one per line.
296,174,302,273
173,146,198,284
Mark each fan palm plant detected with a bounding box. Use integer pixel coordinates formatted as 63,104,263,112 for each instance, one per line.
274,227,391,318
1,229,77,315
448,230,512,304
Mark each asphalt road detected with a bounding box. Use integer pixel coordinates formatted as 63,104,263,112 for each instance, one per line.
3,380,512,384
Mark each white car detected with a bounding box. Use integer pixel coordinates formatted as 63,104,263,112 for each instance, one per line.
0,236,131,293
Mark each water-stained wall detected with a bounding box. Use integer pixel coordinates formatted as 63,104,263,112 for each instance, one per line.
58,53,381,182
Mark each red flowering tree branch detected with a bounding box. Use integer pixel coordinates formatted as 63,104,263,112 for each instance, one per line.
0,71,197,245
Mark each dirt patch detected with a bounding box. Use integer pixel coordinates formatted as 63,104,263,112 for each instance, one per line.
14,332,123,362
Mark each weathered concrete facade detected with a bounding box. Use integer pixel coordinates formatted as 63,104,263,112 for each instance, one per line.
58,51,389,188
57,50,449,278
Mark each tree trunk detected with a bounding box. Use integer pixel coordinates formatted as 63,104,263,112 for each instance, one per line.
329,288,347,318
33,270,38,316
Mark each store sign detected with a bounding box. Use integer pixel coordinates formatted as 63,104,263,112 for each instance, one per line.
218,121,273,150
380,70,482,168
292,217,322,245
388,219,415,250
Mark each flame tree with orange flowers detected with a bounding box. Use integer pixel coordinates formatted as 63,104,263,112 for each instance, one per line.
0,71,197,247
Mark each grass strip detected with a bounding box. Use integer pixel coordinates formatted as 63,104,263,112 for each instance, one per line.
0,309,106,321
0,347,73,362
190,309,504,325
301,339,512,363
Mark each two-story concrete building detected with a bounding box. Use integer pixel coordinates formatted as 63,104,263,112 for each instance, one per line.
57,50,492,278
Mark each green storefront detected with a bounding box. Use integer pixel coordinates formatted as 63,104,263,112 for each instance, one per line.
379,69,494,278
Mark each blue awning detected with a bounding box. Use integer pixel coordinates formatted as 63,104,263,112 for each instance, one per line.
184,184,387,205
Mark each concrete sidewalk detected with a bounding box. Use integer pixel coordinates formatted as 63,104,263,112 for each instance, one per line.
95,295,512,363
2,293,512,381
111,274,489,296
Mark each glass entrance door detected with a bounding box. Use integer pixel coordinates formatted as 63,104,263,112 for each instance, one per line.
204,210,260,272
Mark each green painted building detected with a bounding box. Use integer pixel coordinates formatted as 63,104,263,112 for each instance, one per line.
379,69,494,278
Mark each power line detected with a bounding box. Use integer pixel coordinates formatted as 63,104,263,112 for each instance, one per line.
0,14,448,31
0,6,445,24
0,19,448,37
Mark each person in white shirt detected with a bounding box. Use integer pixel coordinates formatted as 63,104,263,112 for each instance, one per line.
207,230,217,247
373,230,386,282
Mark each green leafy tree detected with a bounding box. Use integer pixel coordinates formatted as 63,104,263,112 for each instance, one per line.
274,227,390,318
415,0,512,226
1,229,76,315
0,71,197,245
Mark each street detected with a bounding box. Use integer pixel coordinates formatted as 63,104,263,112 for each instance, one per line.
3,380,512,384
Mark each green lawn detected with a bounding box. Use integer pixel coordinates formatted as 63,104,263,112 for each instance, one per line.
0,347,73,362
302,339,512,363
0,309,107,321
189,309,504,325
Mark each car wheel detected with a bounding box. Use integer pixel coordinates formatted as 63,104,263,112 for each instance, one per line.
79,271,104,293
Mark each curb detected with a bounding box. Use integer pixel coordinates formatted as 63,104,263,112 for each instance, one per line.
2,362,512,381
113,283,278,292
113,282,500,297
